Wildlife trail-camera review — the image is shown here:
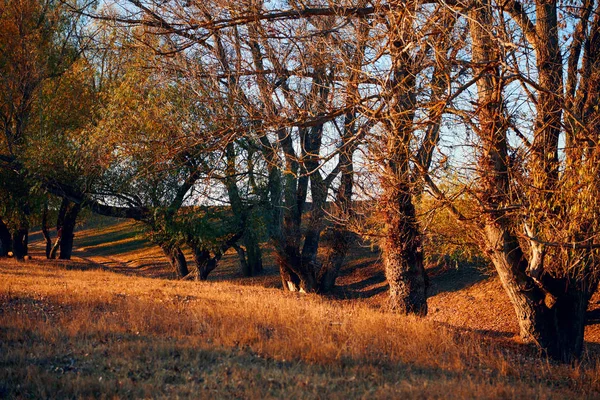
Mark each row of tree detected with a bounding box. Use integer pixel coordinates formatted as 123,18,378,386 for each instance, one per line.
1,0,600,363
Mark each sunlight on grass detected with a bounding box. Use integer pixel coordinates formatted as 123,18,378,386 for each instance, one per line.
1,259,599,399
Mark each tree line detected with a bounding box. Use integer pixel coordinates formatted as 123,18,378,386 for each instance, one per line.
1,0,599,363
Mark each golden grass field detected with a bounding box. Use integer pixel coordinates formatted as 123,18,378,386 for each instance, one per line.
1,218,600,399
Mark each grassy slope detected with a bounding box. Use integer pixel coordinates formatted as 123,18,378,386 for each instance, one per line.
1,219,599,399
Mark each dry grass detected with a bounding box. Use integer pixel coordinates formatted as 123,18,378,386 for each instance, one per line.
2,220,600,398
1,258,599,399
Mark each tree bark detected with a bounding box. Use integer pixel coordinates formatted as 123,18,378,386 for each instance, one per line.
277,250,303,292
193,248,219,281
58,202,81,260
160,243,189,278
379,10,428,315
534,280,595,362
383,187,428,315
487,229,597,362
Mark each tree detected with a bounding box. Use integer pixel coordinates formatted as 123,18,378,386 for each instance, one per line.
420,0,600,361
0,0,84,260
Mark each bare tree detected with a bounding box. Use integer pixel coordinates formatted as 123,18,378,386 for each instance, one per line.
420,0,600,361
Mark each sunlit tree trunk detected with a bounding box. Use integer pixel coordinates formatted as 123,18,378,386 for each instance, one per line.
468,0,599,362
380,10,427,315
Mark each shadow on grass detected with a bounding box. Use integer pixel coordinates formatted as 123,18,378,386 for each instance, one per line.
0,323,484,399
334,276,388,300
427,262,492,297
587,309,600,325
1,294,598,399
76,228,142,249
77,238,151,257
66,256,176,280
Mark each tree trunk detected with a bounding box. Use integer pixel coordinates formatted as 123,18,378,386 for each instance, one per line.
466,0,595,362
318,127,356,293
50,198,69,259
11,227,28,261
318,229,351,293
224,142,263,277
241,230,263,276
277,250,303,292
194,250,218,281
383,188,428,315
484,222,599,362
232,243,249,276
380,12,428,315
41,203,52,259
0,218,12,257
161,244,189,278
535,281,592,362
58,202,81,260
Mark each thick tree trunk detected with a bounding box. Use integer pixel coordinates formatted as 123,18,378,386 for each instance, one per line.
241,230,263,276
11,228,28,261
58,202,81,260
484,223,598,362
493,257,593,362
277,251,303,292
161,244,189,278
193,249,219,281
534,282,591,362
380,16,428,314
383,189,428,315
0,218,12,257
485,225,546,341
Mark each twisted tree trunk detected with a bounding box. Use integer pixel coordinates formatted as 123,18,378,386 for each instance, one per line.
160,243,189,278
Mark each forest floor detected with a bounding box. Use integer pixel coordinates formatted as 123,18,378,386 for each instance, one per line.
1,218,600,398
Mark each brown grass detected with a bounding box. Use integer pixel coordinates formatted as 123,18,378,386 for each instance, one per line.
2,220,599,398
1,258,599,399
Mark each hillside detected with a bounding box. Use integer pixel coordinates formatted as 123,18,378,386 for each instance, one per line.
1,219,599,398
